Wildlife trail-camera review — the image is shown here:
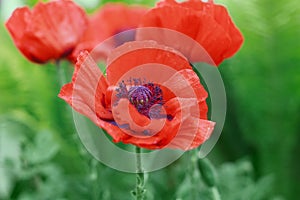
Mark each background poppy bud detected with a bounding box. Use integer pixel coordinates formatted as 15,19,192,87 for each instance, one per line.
197,158,218,187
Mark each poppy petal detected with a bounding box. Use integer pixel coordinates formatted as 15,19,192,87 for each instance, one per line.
139,0,244,65
69,3,148,62
58,51,127,141
140,5,231,65
5,7,46,63
120,96,213,150
5,7,30,45
28,1,87,58
112,98,168,137
163,69,208,101
59,83,73,106
90,3,148,39
168,0,244,58
58,51,113,121
212,5,244,58
116,97,182,149
164,97,215,150
120,114,181,149
106,40,192,85
169,118,215,150
162,69,209,119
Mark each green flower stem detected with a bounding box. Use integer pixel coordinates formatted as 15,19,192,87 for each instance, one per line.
134,146,145,200
189,150,198,199
55,60,67,86
90,158,101,200
211,186,221,200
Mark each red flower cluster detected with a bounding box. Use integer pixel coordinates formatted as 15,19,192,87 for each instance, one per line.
6,0,243,65
6,1,147,63
7,0,244,150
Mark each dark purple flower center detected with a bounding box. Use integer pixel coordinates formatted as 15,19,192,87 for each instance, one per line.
115,80,164,117
128,86,152,110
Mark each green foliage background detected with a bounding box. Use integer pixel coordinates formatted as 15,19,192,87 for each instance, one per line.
0,0,299,199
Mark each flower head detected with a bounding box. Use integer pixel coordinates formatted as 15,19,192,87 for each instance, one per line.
139,0,244,66
59,41,215,150
70,3,148,62
5,0,88,63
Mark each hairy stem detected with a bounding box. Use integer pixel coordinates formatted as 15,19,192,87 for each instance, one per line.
134,147,145,200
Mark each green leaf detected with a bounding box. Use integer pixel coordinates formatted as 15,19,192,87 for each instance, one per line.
0,118,28,198
217,159,274,200
23,130,59,165
216,0,300,198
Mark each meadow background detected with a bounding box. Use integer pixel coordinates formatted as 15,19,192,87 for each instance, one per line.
0,0,299,199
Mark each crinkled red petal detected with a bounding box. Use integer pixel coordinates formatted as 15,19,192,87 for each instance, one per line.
70,3,148,62
121,96,214,150
91,3,148,39
5,0,88,63
106,40,192,85
163,97,215,150
163,69,209,119
5,7,46,63
140,5,231,65
58,51,112,121
140,0,244,65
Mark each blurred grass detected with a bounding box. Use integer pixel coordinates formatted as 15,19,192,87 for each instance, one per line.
216,0,300,199
0,0,300,199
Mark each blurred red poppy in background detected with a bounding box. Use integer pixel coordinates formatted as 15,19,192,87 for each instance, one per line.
139,0,244,66
70,3,148,62
5,0,88,64
59,41,215,150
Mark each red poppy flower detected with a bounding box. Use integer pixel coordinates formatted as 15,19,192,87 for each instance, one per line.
5,0,88,63
59,41,215,150
70,3,148,62
139,0,244,66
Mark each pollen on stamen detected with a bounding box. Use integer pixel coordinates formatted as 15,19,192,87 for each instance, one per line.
128,86,152,112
